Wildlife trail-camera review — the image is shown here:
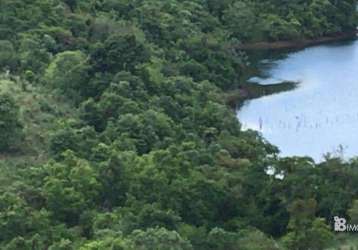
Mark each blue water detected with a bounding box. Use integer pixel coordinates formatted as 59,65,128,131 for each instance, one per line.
237,40,358,161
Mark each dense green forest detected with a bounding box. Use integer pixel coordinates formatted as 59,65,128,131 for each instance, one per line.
0,0,358,249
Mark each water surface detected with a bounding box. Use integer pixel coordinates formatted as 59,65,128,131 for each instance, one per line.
237,40,358,161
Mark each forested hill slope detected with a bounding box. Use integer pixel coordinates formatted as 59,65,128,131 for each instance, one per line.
0,0,357,249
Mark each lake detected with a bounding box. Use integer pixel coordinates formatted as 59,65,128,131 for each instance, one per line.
237,39,358,161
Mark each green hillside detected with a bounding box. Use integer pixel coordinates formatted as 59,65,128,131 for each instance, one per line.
0,0,357,249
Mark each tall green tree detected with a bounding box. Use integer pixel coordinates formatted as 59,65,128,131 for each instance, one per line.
0,92,23,151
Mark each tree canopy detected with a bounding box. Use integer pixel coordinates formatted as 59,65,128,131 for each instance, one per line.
0,0,357,249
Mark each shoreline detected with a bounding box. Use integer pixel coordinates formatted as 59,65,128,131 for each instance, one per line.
226,81,298,109
226,31,357,108
237,31,357,50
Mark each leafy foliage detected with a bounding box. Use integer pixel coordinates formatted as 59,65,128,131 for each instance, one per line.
0,92,23,151
0,0,357,249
